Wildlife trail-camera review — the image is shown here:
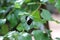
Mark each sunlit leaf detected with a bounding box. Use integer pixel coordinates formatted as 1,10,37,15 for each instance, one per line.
3,31,19,40
18,32,32,40
31,10,41,22
25,0,31,3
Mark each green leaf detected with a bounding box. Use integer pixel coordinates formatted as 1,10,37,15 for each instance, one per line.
1,24,9,35
17,23,30,31
27,4,39,12
31,10,41,22
55,0,60,12
7,14,17,28
20,16,26,23
41,9,53,21
14,0,24,8
4,31,32,40
32,30,49,40
30,21,43,29
14,3,21,8
48,0,55,4
17,23,25,31
18,32,32,40
3,31,19,40
14,10,29,17
25,0,31,3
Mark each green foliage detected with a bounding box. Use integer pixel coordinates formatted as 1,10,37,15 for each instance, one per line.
1,24,9,35
31,10,41,22
48,0,55,4
55,0,60,12
18,32,32,40
17,23,30,31
32,30,50,40
7,14,18,28
0,0,60,40
41,9,53,21
3,31,32,40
